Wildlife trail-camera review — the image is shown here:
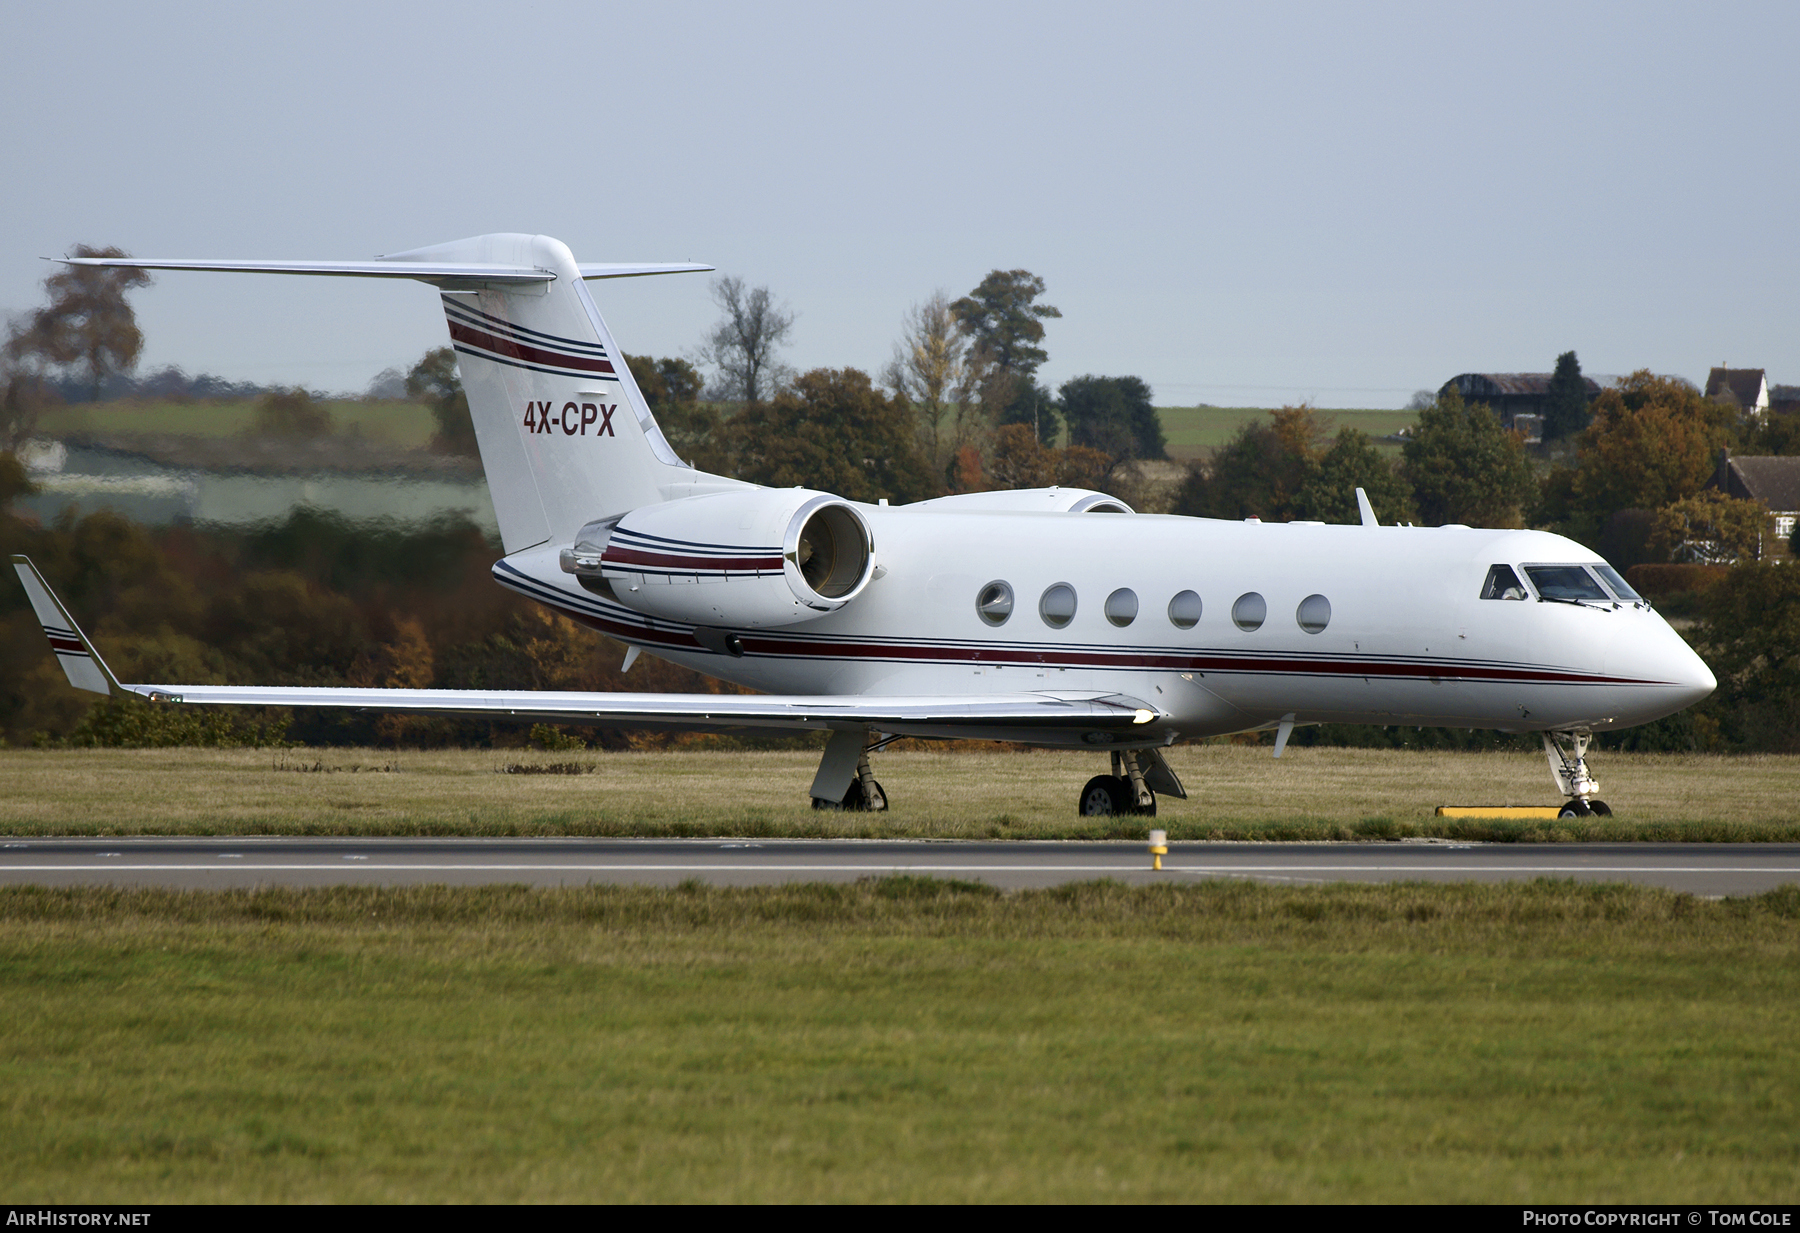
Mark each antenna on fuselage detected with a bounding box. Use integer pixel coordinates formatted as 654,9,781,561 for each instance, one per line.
1355,487,1379,528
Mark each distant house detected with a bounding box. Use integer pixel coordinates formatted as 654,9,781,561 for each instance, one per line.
1709,450,1800,560
1770,384,1800,417
1705,368,1770,419
1436,372,1604,442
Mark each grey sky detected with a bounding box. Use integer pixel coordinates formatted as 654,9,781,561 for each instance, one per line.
3,1,1794,408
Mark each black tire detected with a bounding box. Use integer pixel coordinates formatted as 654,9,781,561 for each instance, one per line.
814,779,887,812
1079,775,1128,816
1588,799,1612,817
1558,800,1592,819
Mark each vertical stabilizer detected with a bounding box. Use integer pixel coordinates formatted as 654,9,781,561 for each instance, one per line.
388,234,708,553
59,234,745,556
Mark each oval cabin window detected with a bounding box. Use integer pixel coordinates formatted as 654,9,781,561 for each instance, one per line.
976,581,1014,626
1104,588,1138,627
1168,590,1202,629
1296,593,1331,634
1232,592,1266,632
1039,583,1077,628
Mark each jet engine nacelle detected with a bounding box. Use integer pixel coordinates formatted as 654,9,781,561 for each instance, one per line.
559,489,875,629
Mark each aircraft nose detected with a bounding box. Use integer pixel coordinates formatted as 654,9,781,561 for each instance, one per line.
1610,617,1715,719
1673,641,1717,709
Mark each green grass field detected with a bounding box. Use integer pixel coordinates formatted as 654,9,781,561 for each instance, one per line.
3,879,1796,1202
1157,406,1417,462
38,399,439,449
1,745,1797,841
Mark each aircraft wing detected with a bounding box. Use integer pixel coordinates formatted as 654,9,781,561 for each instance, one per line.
12,556,1161,738
85,683,1160,735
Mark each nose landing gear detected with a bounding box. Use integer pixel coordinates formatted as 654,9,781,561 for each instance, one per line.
1544,729,1612,818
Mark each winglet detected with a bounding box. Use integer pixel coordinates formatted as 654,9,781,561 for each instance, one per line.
9,555,123,695
1355,487,1379,527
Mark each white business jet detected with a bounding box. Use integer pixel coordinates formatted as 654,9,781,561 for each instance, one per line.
14,234,1715,818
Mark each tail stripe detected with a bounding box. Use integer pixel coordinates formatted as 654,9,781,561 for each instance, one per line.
448,322,618,380
442,300,611,358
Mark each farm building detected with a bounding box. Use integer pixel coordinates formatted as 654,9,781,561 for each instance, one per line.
1436,372,1604,442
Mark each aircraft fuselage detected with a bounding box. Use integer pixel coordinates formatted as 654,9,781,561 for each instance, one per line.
498,508,1715,747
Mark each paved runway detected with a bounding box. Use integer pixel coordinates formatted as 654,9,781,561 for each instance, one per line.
2,837,1799,896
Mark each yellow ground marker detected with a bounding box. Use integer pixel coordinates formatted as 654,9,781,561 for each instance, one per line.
1435,806,1563,819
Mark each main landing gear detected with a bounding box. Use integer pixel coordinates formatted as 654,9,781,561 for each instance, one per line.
1543,729,1612,818
1077,749,1183,817
810,730,888,812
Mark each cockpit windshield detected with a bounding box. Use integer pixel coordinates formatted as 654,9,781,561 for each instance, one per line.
1480,564,1529,600
1524,565,1611,603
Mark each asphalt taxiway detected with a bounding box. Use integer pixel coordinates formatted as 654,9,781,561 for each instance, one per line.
2,837,1798,896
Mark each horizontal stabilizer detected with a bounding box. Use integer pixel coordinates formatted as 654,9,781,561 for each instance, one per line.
579,263,714,279
59,256,715,288
58,255,556,287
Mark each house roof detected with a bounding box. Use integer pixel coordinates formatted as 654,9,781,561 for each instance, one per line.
1705,368,1768,409
1715,454,1800,513
1439,372,1604,399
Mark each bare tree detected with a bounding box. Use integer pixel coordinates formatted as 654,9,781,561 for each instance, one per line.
884,292,971,472
697,276,795,403
6,245,152,400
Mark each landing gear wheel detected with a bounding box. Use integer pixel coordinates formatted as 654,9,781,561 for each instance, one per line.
1079,775,1130,816
1587,799,1611,817
812,780,887,812
1557,799,1593,819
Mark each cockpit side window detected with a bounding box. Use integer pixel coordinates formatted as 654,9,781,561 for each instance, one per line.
1524,565,1611,602
1481,564,1529,600
1593,564,1644,604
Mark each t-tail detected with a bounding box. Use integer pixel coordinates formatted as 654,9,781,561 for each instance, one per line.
63,234,745,554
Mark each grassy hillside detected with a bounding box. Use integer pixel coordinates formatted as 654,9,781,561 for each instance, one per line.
33,399,1418,467
37,399,439,449
1157,406,1417,462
